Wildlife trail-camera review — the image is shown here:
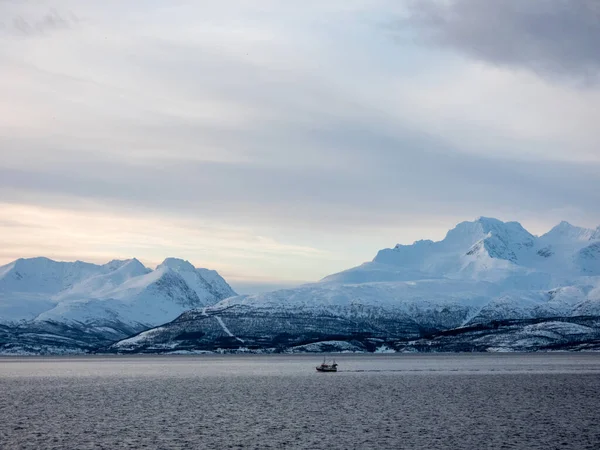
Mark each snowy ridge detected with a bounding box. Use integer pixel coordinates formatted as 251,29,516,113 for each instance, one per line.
215,217,600,327
106,217,600,355
4,217,600,354
0,257,236,329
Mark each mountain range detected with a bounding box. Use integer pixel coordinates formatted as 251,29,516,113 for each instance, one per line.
0,257,235,354
2,217,600,354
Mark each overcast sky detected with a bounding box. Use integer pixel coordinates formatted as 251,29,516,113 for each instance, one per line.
1,1,599,292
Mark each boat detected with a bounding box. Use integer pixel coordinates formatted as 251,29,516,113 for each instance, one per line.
316,358,338,372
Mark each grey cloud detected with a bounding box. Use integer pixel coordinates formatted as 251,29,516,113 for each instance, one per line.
5,10,77,36
405,0,600,85
2,1,600,239
2,121,599,231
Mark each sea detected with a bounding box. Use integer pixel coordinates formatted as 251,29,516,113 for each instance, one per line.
1,353,599,449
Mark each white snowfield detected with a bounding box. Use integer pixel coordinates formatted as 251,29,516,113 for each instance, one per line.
0,257,236,328
215,218,600,323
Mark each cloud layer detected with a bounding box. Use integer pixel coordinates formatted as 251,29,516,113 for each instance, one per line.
406,0,600,84
1,1,599,286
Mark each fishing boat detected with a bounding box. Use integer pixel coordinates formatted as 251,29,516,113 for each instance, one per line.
316,358,338,372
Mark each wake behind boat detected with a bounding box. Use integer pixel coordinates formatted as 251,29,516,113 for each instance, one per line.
316,358,338,372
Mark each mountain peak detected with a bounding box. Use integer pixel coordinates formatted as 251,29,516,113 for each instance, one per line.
123,257,144,267
552,221,581,233
449,217,504,236
13,256,54,268
158,258,196,273
371,216,538,275
474,217,530,233
474,216,503,226
542,221,596,242
116,258,149,275
443,217,532,249
105,258,144,268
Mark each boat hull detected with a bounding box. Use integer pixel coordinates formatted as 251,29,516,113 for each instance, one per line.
316,366,337,372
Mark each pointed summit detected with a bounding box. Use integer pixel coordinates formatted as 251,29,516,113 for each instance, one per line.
154,258,236,302
443,217,533,249
115,258,149,275
157,258,196,273
102,258,149,276
366,217,539,279
541,221,596,243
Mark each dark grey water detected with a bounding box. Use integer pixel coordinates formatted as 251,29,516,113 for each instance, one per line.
1,354,599,450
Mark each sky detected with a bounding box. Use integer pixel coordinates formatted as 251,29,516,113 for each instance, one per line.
1,0,599,293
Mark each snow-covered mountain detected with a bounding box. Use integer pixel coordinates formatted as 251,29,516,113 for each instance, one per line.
323,217,599,286
4,217,600,354
112,217,600,354
216,217,600,322
0,257,235,353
